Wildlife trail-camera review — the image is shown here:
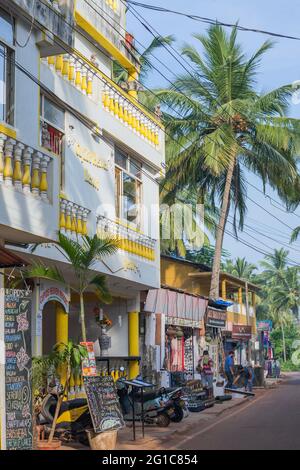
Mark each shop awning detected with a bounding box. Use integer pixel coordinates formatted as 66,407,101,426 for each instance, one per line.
144,288,207,328
0,247,27,268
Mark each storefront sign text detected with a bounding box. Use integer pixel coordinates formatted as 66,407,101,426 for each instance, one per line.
232,324,252,340
206,307,226,328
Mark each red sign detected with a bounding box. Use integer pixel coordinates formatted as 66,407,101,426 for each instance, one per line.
232,325,252,340
80,342,97,376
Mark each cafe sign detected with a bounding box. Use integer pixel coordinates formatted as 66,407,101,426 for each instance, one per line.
232,324,252,340
206,307,226,328
39,281,70,313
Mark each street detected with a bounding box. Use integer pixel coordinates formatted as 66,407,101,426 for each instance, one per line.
177,373,300,450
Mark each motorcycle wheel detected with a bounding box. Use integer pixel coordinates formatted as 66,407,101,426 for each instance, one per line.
156,413,170,427
170,406,184,423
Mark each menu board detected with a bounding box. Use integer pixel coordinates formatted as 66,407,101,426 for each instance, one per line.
83,376,125,433
4,289,33,450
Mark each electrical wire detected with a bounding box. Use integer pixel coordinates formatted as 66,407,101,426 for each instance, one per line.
7,4,300,261
124,0,300,218
127,1,300,42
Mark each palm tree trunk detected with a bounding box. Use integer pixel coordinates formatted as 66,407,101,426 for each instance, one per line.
209,157,236,299
280,320,287,362
80,292,87,342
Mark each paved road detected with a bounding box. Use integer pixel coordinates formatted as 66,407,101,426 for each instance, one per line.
178,373,300,450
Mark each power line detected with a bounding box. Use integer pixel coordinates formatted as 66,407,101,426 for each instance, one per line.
9,3,300,258
127,1,300,42
124,0,300,219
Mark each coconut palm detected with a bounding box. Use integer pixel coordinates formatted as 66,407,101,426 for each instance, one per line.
224,257,257,280
158,24,300,299
259,248,289,285
113,35,174,87
26,232,118,342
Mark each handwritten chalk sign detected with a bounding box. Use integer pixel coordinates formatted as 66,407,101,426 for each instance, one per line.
83,376,124,434
4,289,33,450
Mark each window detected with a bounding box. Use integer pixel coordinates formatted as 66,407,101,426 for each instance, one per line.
0,9,14,125
40,94,65,157
115,148,142,227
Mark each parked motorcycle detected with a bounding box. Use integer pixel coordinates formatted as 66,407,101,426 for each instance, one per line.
37,393,91,445
116,379,185,427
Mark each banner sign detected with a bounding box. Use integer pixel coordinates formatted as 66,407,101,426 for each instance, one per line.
80,342,97,377
4,289,33,450
232,324,252,340
206,307,226,328
256,320,272,331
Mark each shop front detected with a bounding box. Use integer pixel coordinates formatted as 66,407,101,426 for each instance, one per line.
223,324,252,366
205,306,227,375
143,288,207,387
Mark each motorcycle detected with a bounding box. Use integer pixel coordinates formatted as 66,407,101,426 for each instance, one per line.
37,393,91,445
117,379,185,427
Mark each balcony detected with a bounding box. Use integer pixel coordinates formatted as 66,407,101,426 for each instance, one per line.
75,0,140,73
0,132,59,243
40,121,64,158
59,197,90,236
97,215,156,262
41,54,163,151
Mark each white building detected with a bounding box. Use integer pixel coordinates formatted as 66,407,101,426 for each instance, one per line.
0,0,165,381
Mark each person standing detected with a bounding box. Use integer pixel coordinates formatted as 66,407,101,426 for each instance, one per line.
274,358,281,379
198,350,214,397
244,362,255,392
224,351,235,388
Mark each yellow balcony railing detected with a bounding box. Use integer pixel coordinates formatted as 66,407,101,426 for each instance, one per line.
59,197,91,236
97,215,156,261
0,133,53,202
42,53,163,149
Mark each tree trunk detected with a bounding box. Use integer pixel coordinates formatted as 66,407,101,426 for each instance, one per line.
209,156,236,299
281,320,287,362
80,292,87,342
48,366,70,443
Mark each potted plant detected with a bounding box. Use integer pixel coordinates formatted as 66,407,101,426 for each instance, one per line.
32,356,54,448
36,341,88,450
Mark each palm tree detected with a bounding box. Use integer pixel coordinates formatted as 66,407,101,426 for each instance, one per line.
259,248,289,285
158,25,300,299
26,233,118,342
224,257,257,280
113,35,174,87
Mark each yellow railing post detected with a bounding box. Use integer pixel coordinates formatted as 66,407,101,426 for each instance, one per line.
222,279,227,300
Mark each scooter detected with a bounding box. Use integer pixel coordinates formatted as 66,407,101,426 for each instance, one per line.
37,393,91,445
117,379,185,427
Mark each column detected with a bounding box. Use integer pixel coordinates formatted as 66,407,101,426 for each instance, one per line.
22,147,33,193
65,202,72,235
31,152,42,196
59,199,67,232
55,302,68,386
222,279,227,300
0,133,7,182
13,143,24,190
238,287,243,315
39,155,50,202
68,56,75,84
128,310,139,379
3,139,16,186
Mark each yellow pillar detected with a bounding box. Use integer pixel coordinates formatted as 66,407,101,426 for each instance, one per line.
238,287,243,314
221,280,227,300
128,311,139,379
55,302,68,387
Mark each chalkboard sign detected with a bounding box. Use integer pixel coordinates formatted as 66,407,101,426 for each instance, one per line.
83,376,125,433
4,289,33,450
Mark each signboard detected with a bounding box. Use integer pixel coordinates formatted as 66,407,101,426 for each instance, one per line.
39,281,70,313
256,320,272,331
4,289,33,450
80,342,97,376
83,376,125,433
206,307,226,328
232,324,252,341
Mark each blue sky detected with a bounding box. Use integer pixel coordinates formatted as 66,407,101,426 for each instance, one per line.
127,0,300,268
